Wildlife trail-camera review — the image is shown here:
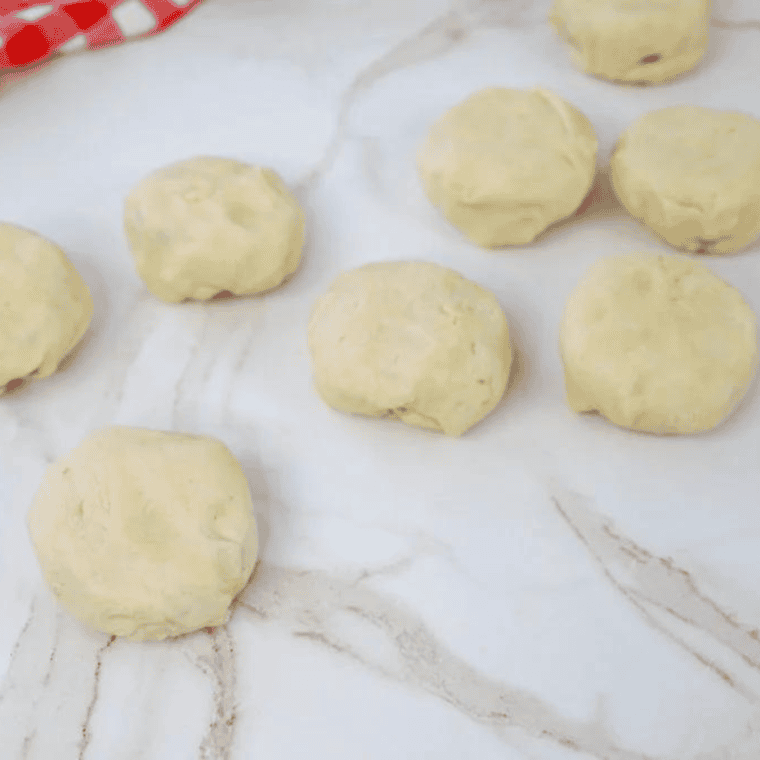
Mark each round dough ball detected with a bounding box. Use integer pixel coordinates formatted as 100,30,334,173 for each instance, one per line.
418,87,597,247
0,224,93,393
308,261,512,436
549,0,710,83
611,106,760,254
27,427,259,640
124,156,305,303
560,253,758,434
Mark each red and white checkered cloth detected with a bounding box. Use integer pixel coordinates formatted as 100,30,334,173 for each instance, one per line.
0,1,202,69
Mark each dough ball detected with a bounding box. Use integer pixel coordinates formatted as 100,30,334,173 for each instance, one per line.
611,106,760,254
560,253,758,434
124,156,304,303
308,261,512,436
418,87,597,247
27,427,259,640
549,0,710,83
0,223,93,393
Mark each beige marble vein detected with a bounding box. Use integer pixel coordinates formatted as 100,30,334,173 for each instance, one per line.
2,603,45,760
0,599,58,726
0,593,113,760
713,19,760,32
228,476,760,760
550,487,760,704
77,637,116,760
236,563,650,760
192,629,238,760
0,600,38,704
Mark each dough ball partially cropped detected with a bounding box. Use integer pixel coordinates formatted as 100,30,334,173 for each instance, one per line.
549,0,711,83
418,87,597,247
308,261,512,436
611,106,760,254
0,223,93,394
124,156,305,303
27,427,259,640
560,253,758,434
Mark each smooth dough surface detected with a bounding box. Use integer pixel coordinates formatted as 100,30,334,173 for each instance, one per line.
124,156,304,302
560,253,758,434
28,427,259,640
418,87,598,247
549,0,711,83
0,223,93,393
308,261,512,436
611,106,760,254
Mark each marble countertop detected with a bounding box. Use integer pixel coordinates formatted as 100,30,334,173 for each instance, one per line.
2,1,760,758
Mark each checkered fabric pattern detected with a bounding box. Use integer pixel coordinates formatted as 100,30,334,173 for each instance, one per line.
0,1,202,69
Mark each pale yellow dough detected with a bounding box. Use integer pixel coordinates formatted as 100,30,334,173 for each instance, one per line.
611,106,760,254
418,87,597,247
124,156,304,303
0,224,93,393
27,427,259,640
560,253,758,434
308,261,512,436
549,0,711,83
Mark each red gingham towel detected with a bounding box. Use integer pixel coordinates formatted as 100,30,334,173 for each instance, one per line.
0,1,202,69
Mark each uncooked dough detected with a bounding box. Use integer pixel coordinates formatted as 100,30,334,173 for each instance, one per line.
560,252,758,434
0,223,93,393
418,87,597,247
27,427,259,640
611,106,760,254
124,156,305,302
308,261,512,436
549,0,711,83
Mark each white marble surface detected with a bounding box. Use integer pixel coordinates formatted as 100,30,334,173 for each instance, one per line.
1,1,760,758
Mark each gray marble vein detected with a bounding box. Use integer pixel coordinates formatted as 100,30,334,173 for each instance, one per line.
298,11,468,193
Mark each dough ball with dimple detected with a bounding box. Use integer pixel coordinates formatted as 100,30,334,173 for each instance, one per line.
560,253,758,434
124,156,305,303
0,224,93,394
549,0,711,83
27,427,259,640
308,261,512,436
611,107,760,254
418,88,598,247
